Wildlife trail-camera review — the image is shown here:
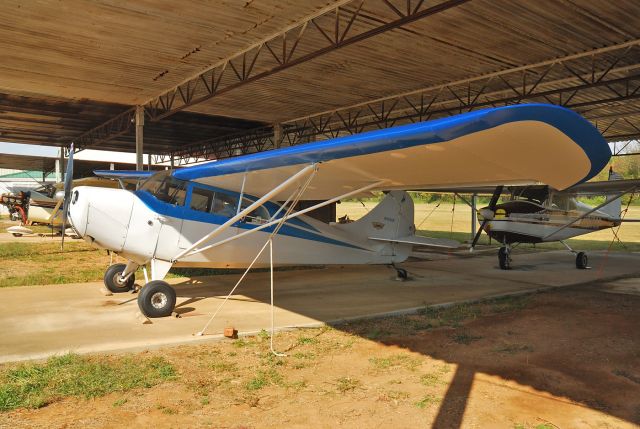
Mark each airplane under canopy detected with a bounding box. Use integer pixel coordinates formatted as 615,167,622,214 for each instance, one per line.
76,104,610,318
165,104,610,200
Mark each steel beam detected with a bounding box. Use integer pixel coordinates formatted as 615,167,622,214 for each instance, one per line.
165,41,640,164
135,106,144,170
144,0,470,121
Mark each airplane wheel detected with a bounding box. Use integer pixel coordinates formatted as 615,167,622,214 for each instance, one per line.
11,233,22,237
104,263,135,293
576,252,588,269
395,268,408,281
138,281,176,318
498,247,511,270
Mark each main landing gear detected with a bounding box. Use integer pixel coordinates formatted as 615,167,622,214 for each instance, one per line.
103,263,177,317
137,280,176,318
561,241,589,269
498,246,511,270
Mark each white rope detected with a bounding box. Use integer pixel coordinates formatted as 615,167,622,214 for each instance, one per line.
196,166,317,352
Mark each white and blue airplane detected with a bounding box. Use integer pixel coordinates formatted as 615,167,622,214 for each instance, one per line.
65,104,610,318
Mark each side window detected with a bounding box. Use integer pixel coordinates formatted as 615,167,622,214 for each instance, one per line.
157,177,187,206
240,198,270,224
212,193,238,217
190,187,214,212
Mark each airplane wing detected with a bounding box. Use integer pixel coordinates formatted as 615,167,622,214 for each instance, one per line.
94,170,155,180
561,178,640,196
170,104,610,200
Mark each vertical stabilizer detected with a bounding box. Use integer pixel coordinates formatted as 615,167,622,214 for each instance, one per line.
336,191,416,240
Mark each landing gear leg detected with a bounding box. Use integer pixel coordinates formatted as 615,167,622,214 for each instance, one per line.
560,240,588,269
498,245,511,270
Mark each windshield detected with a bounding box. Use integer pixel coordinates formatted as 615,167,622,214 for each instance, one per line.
139,171,187,205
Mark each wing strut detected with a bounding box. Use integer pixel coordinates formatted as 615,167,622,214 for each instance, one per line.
173,163,317,261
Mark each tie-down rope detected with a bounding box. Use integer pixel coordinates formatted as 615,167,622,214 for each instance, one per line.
196,167,317,357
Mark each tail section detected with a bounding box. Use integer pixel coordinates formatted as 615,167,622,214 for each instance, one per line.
338,191,416,241
600,167,623,219
336,191,458,262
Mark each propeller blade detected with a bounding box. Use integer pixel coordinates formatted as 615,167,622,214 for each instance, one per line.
488,185,503,211
60,144,74,250
470,185,503,251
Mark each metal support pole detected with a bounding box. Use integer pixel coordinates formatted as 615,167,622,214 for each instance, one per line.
58,148,64,182
55,153,61,183
471,193,477,240
147,153,152,171
135,106,144,171
273,123,283,148
170,154,175,170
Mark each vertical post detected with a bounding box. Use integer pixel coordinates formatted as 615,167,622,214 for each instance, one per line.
273,123,282,148
471,193,477,240
147,153,152,171
110,162,115,170
58,148,65,182
170,153,175,170
135,106,144,171
55,150,62,183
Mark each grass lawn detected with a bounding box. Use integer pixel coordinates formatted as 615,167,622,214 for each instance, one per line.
0,353,175,411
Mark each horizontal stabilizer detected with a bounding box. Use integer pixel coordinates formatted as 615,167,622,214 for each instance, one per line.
94,170,155,180
369,235,459,249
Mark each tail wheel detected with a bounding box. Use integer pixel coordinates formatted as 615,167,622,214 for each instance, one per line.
104,263,135,293
576,252,588,269
498,247,511,270
138,281,176,318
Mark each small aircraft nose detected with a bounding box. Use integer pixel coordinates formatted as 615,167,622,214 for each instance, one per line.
68,186,136,251
478,208,494,220
68,187,89,237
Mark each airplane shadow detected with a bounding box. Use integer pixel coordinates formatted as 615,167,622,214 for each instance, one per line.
165,267,640,427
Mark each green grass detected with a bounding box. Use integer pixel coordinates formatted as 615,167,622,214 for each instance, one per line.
245,369,283,391
335,377,361,393
415,394,441,409
451,330,483,345
0,353,176,411
369,354,420,372
493,343,534,355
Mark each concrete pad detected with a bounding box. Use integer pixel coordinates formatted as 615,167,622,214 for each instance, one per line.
1,250,639,363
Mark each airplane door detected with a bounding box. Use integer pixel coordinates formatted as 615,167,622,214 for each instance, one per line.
155,215,184,258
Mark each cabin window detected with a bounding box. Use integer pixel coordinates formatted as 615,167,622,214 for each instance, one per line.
190,187,214,212
240,198,270,224
140,171,187,206
211,193,238,217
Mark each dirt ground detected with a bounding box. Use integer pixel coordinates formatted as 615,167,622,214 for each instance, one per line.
2,284,639,429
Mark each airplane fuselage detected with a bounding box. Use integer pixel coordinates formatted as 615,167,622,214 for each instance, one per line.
68,181,416,273
480,199,620,244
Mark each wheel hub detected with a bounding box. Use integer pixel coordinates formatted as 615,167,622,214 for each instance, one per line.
114,273,127,287
151,292,168,309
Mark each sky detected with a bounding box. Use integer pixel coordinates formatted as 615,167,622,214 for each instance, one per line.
0,141,139,164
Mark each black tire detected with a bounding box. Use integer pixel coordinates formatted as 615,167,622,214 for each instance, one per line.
104,263,135,293
576,252,588,269
396,268,408,280
11,233,22,237
137,281,176,318
498,247,511,270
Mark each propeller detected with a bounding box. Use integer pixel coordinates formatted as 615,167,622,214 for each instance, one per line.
470,185,503,251
60,144,74,250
